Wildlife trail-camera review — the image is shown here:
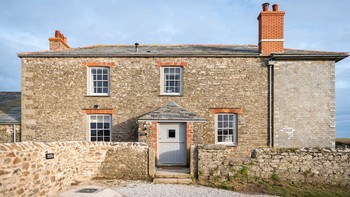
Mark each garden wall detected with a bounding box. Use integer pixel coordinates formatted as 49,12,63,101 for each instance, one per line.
194,145,349,186
0,141,150,197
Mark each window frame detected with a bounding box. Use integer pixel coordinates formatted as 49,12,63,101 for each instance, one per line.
160,66,183,96
87,67,110,96
215,113,237,145
88,114,112,142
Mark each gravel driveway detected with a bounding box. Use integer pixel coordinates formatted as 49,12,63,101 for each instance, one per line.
58,180,274,197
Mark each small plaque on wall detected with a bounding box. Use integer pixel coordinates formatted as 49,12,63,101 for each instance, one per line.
45,153,54,159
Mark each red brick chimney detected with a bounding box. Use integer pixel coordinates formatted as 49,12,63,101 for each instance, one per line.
48,30,70,50
257,3,285,56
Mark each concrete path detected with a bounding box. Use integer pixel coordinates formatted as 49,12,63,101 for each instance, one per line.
58,180,274,197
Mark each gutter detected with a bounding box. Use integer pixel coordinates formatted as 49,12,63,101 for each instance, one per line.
271,53,349,62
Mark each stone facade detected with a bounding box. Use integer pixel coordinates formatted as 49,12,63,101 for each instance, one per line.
273,60,336,148
0,141,150,196
21,57,268,158
0,124,21,143
194,144,350,186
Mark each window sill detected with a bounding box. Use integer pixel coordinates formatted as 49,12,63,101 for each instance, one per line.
216,143,237,147
159,94,183,97
84,95,110,97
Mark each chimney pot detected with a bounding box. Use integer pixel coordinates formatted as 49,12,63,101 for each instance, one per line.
262,3,270,11
272,4,279,11
55,30,61,38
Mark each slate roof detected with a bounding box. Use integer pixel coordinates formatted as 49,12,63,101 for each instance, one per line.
0,92,21,124
138,102,206,122
17,44,348,62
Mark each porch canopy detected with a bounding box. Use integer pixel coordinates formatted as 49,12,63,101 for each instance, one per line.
138,102,206,122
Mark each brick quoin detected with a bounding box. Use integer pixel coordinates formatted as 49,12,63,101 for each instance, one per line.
186,122,193,162
152,122,158,160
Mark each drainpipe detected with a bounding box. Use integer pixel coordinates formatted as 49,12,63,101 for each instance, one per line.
13,124,16,143
268,59,274,147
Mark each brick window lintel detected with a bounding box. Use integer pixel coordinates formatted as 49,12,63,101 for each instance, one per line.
82,109,116,114
82,62,116,67
209,108,243,114
156,61,188,67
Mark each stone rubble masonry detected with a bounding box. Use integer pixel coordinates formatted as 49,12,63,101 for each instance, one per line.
21,57,268,158
0,141,150,197
195,144,350,186
0,124,21,143
273,60,335,148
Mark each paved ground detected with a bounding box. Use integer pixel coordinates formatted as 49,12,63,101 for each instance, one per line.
58,180,274,197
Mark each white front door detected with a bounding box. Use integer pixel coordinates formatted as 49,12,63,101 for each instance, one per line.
158,123,186,165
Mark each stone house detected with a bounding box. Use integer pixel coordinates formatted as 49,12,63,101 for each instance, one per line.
17,3,348,166
0,92,21,143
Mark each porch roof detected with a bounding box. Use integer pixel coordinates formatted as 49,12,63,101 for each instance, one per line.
138,102,206,122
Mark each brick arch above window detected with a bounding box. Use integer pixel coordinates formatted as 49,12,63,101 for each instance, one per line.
81,62,116,67
156,61,188,67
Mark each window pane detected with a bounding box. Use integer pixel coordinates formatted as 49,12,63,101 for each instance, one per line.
218,136,222,142
103,69,108,74
104,123,110,129
91,130,96,136
97,88,102,93
229,129,233,135
98,130,103,136
218,115,222,121
168,129,176,138
98,137,103,141
97,69,102,74
103,82,108,87
104,130,110,136
91,123,96,129
229,115,234,121
91,69,96,74
91,137,96,141
218,122,222,128
104,137,110,141
224,115,228,121
218,129,222,135
175,68,181,73
223,122,228,128
104,116,110,122
90,116,97,122
103,75,108,80
97,123,103,128
229,121,233,127
164,68,169,73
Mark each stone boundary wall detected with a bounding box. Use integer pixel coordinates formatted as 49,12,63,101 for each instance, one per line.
0,141,150,196
193,145,350,186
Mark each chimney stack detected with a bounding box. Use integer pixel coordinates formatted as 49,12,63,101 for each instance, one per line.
49,30,70,50
257,3,285,56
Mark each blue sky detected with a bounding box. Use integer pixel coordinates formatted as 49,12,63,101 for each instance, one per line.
0,0,349,137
